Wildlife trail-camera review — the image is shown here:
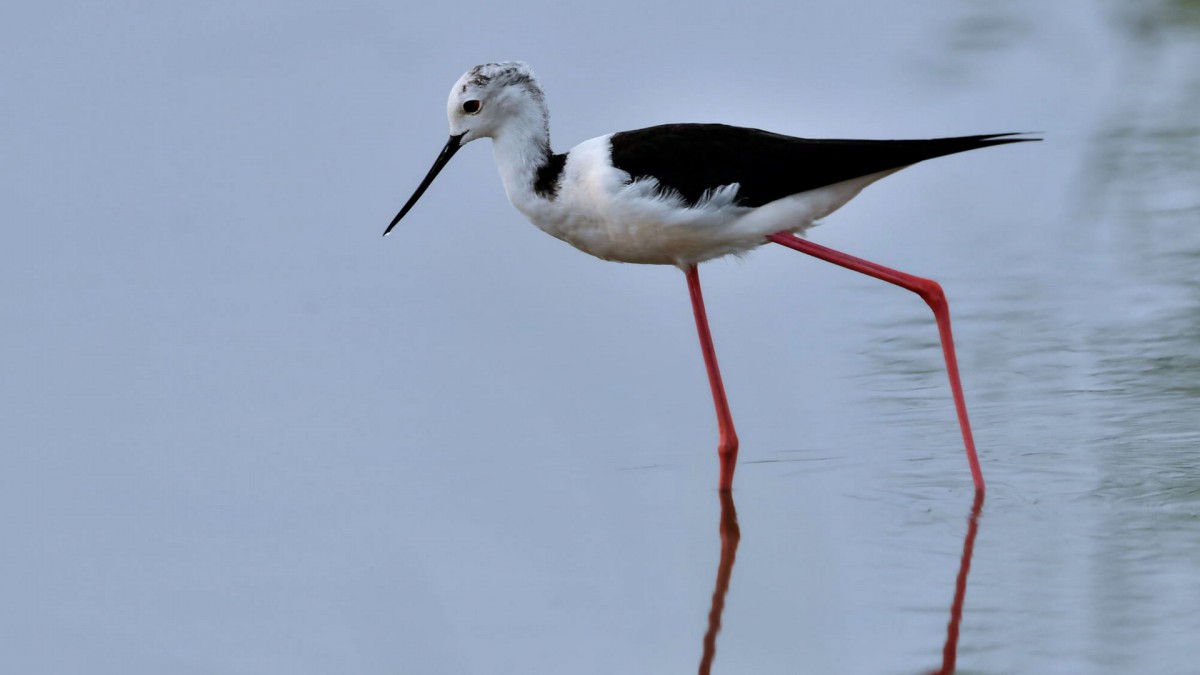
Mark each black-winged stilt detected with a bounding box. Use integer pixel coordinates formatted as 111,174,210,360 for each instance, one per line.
385,61,1037,493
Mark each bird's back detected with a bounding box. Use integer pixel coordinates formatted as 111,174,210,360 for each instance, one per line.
608,124,1038,207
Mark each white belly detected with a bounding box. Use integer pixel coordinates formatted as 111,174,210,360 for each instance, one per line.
503,135,897,267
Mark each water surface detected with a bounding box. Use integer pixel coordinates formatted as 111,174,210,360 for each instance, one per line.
3,1,1199,673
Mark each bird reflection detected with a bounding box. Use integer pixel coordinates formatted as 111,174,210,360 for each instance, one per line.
693,488,983,674
929,489,985,675
698,490,740,675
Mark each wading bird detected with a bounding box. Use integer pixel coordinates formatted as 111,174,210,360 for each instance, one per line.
386,61,1037,493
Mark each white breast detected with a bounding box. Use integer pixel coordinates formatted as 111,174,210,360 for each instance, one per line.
502,135,898,268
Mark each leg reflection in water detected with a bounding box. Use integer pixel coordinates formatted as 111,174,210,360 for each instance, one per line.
698,490,740,675
930,489,985,675
692,488,982,674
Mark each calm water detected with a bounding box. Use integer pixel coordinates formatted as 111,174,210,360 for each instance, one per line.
3,1,1199,673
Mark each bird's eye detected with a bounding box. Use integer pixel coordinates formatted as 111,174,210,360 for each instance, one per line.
462,100,482,114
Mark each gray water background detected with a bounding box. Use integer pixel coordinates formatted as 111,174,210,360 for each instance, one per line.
3,1,1199,673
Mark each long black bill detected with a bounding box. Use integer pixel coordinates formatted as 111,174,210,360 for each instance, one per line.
383,133,465,236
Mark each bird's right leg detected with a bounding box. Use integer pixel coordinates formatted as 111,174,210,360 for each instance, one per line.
685,265,739,492
767,232,985,492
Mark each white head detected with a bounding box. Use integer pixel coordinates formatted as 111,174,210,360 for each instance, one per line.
384,62,548,235
446,61,548,145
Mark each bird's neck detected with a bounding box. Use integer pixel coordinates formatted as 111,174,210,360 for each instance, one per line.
492,107,556,205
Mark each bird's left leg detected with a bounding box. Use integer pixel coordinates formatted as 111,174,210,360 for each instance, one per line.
767,232,985,492
685,265,739,492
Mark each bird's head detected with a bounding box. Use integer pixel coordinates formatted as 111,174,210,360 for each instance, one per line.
385,62,547,236
447,61,547,143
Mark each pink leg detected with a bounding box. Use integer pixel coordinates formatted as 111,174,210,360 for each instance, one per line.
767,232,985,492
686,265,739,492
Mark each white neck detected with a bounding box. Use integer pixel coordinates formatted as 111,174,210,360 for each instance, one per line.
491,104,552,207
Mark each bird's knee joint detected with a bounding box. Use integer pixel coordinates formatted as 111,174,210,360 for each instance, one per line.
919,279,947,310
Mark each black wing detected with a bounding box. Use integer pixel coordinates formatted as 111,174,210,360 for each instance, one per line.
608,124,1038,207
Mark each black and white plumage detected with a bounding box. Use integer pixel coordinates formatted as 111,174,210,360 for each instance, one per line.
385,61,1037,494
609,125,1031,208
385,61,1036,267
